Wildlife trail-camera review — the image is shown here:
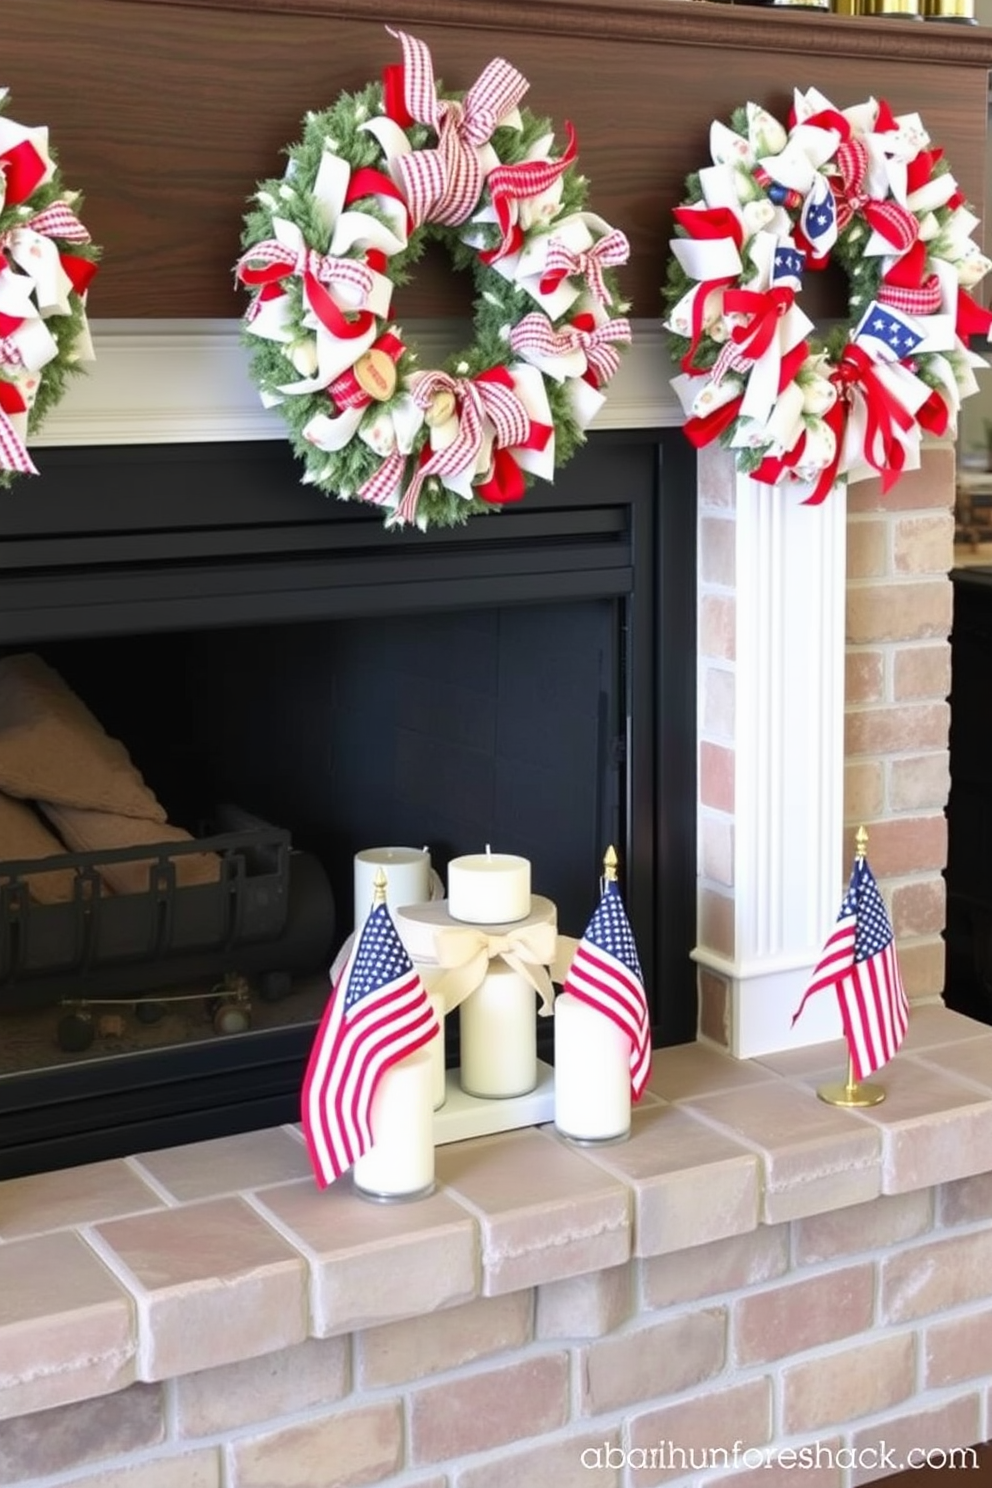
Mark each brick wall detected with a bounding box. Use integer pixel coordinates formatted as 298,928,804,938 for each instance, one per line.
5,1173,991,1487
697,442,955,1046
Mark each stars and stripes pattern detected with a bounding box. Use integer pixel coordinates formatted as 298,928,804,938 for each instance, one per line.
563,878,651,1098
792,854,909,1083
301,901,439,1187
772,243,805,291
853,301,925,363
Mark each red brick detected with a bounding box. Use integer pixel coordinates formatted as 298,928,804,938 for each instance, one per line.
894,512,955,575
841,816,947,877
890,878,946,939
847,518,888,579
926,1307,992,1387
889,754,951,812
579,1309,726,1413
794,1190,932,1264
940,1171,992,1226
228,1403,402,1488
881,1228,992,1322
627,1379,773,1487
850,1394,982,1485
700,741,735,812
899,939,949,999
733,1265,874,1365
701,594,736,661
893,643,951,702
782,1334,915,1434
844,761,883,823
846,447,955,511
846,649,885,705
845,703,949,758
846,580,952,644
641,1226,789,1308
536,1264,632,1340
454,1428,622,1488
698,970,730,1047
701,516,736,586
357,1292,532,1389
699,888,735,959
409,1354,569,1464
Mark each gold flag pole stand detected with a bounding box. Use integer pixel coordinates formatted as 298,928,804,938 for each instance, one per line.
817,825,886,1109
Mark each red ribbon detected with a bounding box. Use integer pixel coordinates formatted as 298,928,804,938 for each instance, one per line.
538,227,629,307
0,138,47,209
483,123,579,263
956,288,992,343
236,239,378,342
327,331,405,412
0,379,37,475
805,343,916,505
383,29,529,230
672,207,746,376
344,166,413,238
878,240,942,319
686,341,808,456
509,310,631,388
720,286,795,364
831,137,918,254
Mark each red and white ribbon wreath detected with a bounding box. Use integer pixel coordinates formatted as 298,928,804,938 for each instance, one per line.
236,231,379,342
538,228,629,308
510,311,632,389
383,28,528,229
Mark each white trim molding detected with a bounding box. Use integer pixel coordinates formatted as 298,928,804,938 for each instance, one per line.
34,319,680,448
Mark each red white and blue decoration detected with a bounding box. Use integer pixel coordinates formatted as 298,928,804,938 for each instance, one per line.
791,846,909,1083
236,28,631,531
664,89,991,504
0,88,99,485
563,873,652,1099
301,896,439,1187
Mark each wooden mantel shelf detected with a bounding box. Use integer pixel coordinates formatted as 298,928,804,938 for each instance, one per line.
106,0,992,65
8,2,992,318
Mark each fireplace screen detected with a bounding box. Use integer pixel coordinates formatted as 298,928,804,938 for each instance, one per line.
0,430,696,1177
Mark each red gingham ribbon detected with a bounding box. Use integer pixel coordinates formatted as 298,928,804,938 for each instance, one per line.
19,202,92,244
358,448,409,508
236,238,376,341
831,138,918,255
877,240,942,319
509,310,631,388
327,331,405,411
538,228,629,307
483,123,578,262
385,29,529,230
393,367,532,525
0,380,37,475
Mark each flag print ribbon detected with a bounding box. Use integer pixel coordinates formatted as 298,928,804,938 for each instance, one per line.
484,122,578,262
0,379,37,476
509,310,631,388
235,233,378,342
383,29,529,229
830,137,918,254
394,365,540,525
538,227,629,307
431,921,558,1014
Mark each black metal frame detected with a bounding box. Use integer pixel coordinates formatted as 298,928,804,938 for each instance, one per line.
0,429,697,1177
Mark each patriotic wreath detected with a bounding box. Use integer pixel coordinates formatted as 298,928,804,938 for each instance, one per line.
0,88,99,486
664,89,991,504
236,28,631,531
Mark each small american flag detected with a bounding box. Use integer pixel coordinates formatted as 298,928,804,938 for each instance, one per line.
563,878,652,1098
301,902,439,1187
792,854,909,1082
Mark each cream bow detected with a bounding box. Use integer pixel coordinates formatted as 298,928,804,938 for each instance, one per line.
433,921,558,1015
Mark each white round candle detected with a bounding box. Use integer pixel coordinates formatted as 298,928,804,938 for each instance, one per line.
448,851,531,925
459,963,537,1099
352,1046,435,1199
354,847,431,931
424,981,447,1111
553,992,631,1142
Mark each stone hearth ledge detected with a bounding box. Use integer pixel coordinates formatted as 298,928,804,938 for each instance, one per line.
2,1006,992,1422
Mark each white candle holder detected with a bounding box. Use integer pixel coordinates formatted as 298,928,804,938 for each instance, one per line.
352,1045,436,1202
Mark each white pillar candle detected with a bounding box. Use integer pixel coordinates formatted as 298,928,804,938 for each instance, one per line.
553,992,631,1142
352,1046,435,1200
448,850,531,925
424,981,447,1111
354,847,432,931
459,963,537,1099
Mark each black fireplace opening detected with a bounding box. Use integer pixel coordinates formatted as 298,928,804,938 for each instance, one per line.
0,429,696,1178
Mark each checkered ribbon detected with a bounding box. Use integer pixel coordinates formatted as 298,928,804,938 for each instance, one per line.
0,380,36,476
831,137,918,255
235,239,376,341
392,368,531,525
386,29,528,229
510,311,631,388
484,123,578,262
877,241,943,318
538,229,629,307
16,202,92,244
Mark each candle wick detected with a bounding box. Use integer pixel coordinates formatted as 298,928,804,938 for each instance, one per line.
485,843,492,858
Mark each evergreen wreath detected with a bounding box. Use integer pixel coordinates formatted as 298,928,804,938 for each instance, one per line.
663,89,991,504
236,28,632,530
0,88,100,486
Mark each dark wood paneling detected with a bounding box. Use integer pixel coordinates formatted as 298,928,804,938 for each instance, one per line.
6,1,992,320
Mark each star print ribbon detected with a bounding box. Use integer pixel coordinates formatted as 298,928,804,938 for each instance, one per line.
537,227,629,308
383,29,529,230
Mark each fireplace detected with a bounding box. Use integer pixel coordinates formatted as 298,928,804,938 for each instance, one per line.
0,428,696,1178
